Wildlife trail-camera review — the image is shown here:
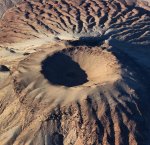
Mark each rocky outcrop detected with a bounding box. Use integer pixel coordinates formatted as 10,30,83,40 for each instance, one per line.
0,0,23,18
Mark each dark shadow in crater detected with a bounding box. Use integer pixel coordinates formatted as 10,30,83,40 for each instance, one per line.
51,132,64,145
41,52,88,87
67,36,104,47
0,65,10,72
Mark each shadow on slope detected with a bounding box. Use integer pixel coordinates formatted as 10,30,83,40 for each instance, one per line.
109,44,150,144
67,36,103,47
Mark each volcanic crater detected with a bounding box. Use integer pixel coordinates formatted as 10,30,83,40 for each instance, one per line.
0,0,150,145
41,47,120,87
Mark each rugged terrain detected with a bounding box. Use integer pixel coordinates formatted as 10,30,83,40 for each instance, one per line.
0,0,150,145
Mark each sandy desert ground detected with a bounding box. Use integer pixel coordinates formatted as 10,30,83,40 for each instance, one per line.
0,0,150,145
